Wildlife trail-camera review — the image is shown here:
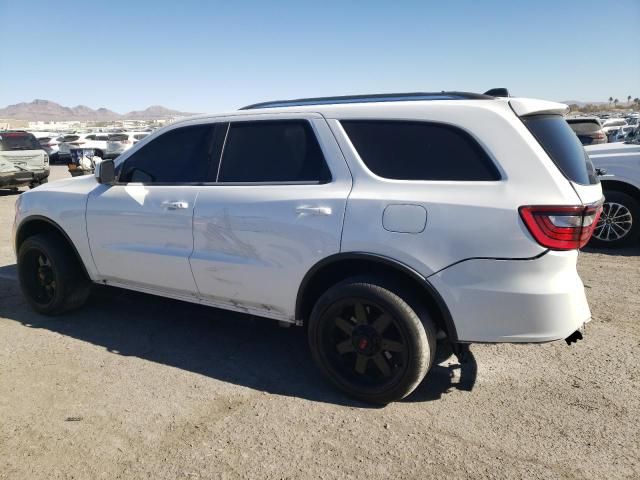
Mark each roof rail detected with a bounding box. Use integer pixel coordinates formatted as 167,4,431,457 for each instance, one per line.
240,91,494,110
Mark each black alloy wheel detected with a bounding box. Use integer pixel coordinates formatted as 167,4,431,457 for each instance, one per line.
308,277,436,404
18,233,91,315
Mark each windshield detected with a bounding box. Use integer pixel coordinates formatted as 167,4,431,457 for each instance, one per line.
0,132,41,151
522,115,598,185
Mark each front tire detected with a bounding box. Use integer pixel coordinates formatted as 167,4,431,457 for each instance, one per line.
590,191,640,248
308,277,436,404
18,233,91,315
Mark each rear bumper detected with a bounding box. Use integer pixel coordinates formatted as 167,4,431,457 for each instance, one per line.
429,250,591,343
0,169,49,187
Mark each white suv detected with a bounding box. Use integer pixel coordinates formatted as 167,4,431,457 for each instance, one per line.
58,133,109,161
12,92,603,403
105,132,149,158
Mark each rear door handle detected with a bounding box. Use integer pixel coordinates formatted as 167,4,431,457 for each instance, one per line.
295,206,332,216
162,201,189,210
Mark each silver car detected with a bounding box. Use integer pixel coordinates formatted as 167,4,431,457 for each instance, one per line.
586,132,640,247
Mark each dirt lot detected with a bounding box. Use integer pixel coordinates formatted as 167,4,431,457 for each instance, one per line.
1,167,638,479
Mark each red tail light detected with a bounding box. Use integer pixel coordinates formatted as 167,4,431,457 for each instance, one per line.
519,205,602,250
592,132,605,139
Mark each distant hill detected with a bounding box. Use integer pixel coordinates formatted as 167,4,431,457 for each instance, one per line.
0,99,197,121
123,105,193,120
561,100,609,107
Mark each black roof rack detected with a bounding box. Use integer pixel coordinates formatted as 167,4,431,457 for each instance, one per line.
240,91,495,110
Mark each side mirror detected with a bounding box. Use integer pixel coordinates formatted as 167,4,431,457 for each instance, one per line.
96,159,116,185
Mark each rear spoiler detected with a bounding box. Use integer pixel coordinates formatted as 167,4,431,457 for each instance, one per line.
509,98,569,117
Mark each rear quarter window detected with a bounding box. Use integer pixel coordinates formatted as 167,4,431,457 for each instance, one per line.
522,115,598,185
340,120,500,181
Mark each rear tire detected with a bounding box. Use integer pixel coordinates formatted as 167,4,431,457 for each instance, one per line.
590,191,640,248
308,277,436,404
18,233,91,315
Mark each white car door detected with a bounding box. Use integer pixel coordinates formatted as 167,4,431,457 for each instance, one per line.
86,122,222,296
190,115,352,321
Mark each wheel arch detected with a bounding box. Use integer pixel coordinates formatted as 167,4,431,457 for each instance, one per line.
15,215,90,279
600,179,640,201
296,253,458,342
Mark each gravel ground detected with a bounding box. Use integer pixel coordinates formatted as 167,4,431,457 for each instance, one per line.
0,167,638,479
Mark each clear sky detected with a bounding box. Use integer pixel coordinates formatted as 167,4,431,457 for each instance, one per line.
1,0,638,113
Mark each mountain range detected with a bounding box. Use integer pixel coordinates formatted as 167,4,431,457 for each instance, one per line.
0,99,197,121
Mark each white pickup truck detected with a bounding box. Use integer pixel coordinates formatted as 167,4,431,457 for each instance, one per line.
586,129,640,247
0,130,50,190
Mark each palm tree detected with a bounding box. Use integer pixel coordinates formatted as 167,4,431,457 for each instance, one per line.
608,96,613,106
614,98,619,107
628,95,632,105
635,97,640,106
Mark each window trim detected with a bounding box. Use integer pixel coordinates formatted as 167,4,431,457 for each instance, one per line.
340,119,502,182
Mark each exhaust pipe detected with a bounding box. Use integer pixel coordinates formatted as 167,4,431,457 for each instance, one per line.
565,329,583,345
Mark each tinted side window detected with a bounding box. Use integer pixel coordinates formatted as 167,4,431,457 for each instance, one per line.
218,121,331,183
341,121,500,181
119,124,218,183
522,115,598,185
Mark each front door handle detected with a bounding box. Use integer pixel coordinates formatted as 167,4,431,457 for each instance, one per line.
162,201,189,210
295,206,332,216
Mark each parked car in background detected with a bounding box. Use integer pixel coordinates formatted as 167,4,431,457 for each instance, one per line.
586,140,640,247
624,114,639,126
13,91,602,404
567,117,607,145
602,118,629,142
0,130,50,190
105,132,149,158
615,125,637,142
626,126,640,143
33,134,61,163
57,133,109,161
